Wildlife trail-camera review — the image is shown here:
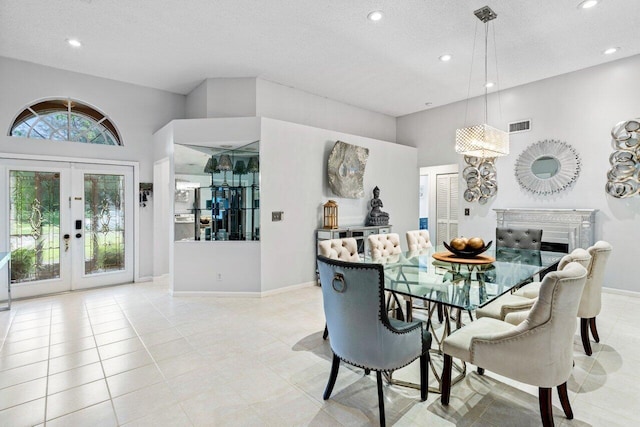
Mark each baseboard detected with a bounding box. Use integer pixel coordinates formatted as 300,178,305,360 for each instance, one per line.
602,286,640,298
135,276,154,283
171,281,316,298
171,290,262,298
261,281,317,297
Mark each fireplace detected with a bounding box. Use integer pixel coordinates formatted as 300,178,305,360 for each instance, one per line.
494,209,597,252
540,241,569,253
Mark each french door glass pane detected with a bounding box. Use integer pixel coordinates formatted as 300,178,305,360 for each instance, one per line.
84,174,125,274
9,171,61,283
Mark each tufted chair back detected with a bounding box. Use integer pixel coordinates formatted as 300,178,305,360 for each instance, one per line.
368,233,402,261
511,247,592,302
558,248,592,271
578,241,612,318
318,238,361,262
406,230,432,251
496,227,543,250
317,256,426,371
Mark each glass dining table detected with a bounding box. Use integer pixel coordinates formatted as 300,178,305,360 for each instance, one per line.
364,245,564,393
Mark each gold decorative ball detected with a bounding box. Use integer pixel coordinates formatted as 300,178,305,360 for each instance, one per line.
466,237,485,250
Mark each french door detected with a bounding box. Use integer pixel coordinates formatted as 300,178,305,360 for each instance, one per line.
1,159,134,298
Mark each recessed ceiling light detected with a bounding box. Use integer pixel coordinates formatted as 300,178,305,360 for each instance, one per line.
66,38,82,48
439,54,452,62
367,11,383,21
485,82,495,88
603,47,620,55
578,0,599,9
424,102,433,106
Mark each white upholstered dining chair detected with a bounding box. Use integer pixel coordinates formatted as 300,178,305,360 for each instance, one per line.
406,230,432,251
368,233,402,261
318,237,361,262
476,248,591,321
508,242,612,356
441,262,588,427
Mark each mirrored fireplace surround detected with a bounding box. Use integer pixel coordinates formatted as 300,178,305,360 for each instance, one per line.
494,208,597,251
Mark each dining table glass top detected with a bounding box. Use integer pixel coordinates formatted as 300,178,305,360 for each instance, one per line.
364,246,564,311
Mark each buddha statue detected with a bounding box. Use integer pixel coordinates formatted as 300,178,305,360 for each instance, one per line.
366,186,390,226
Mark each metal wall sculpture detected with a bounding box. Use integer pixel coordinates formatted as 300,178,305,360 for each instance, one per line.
463,156,497,204
515,140,581,195
327,140,369,198
606,118,640,198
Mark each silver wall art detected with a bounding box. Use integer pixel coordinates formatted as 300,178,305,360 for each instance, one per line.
463,156,497,204
606,118,640,198
327,140,369,198
515,140,581,195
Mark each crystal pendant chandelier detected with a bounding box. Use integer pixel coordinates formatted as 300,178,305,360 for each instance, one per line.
455,6,509,158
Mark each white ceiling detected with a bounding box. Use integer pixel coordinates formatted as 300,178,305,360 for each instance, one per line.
1,0,638,117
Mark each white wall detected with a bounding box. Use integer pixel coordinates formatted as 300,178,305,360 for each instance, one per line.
260,118,418,292
184,77,258,119
0,56,186,279
398,54,640,292
183,77,397,142
185,80,207,119
174,241,261,293
206,78,257,118
257,78,397,142
154,117,263,292
153,116,416,293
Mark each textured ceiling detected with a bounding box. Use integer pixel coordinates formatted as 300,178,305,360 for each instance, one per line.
1,0,639,117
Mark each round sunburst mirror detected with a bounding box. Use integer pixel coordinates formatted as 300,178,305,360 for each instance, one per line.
515,140,581,195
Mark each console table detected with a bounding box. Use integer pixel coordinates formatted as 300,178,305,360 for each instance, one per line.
316,224,392,261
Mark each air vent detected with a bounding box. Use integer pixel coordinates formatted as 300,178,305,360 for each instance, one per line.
509,119,531,134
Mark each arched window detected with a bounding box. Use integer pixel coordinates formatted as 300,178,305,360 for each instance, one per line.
9,98,122,145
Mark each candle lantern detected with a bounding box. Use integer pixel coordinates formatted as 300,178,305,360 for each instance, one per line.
323,200,339,229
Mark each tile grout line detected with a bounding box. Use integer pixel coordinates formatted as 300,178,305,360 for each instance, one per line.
43,295,138,424
43,306,53,427
0,308,16,355
84,296,121,426
113,286,196,426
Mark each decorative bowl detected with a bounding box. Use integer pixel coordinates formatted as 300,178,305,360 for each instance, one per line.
442,240,493,258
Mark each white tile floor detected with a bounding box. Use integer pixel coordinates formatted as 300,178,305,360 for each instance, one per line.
1,279,639,426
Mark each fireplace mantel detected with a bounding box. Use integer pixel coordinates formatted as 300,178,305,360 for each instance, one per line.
494,208,597,251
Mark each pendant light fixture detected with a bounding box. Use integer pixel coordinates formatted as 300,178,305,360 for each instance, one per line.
455,6,509,159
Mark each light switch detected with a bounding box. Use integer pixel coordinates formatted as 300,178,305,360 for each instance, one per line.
464,208,470,216
272,211,283,221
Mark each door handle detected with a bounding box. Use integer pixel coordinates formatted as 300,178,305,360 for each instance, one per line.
63,234,70,252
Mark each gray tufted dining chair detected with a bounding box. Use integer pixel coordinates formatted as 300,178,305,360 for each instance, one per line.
317,255,431,427
441,262,588,427
496,227,543,250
